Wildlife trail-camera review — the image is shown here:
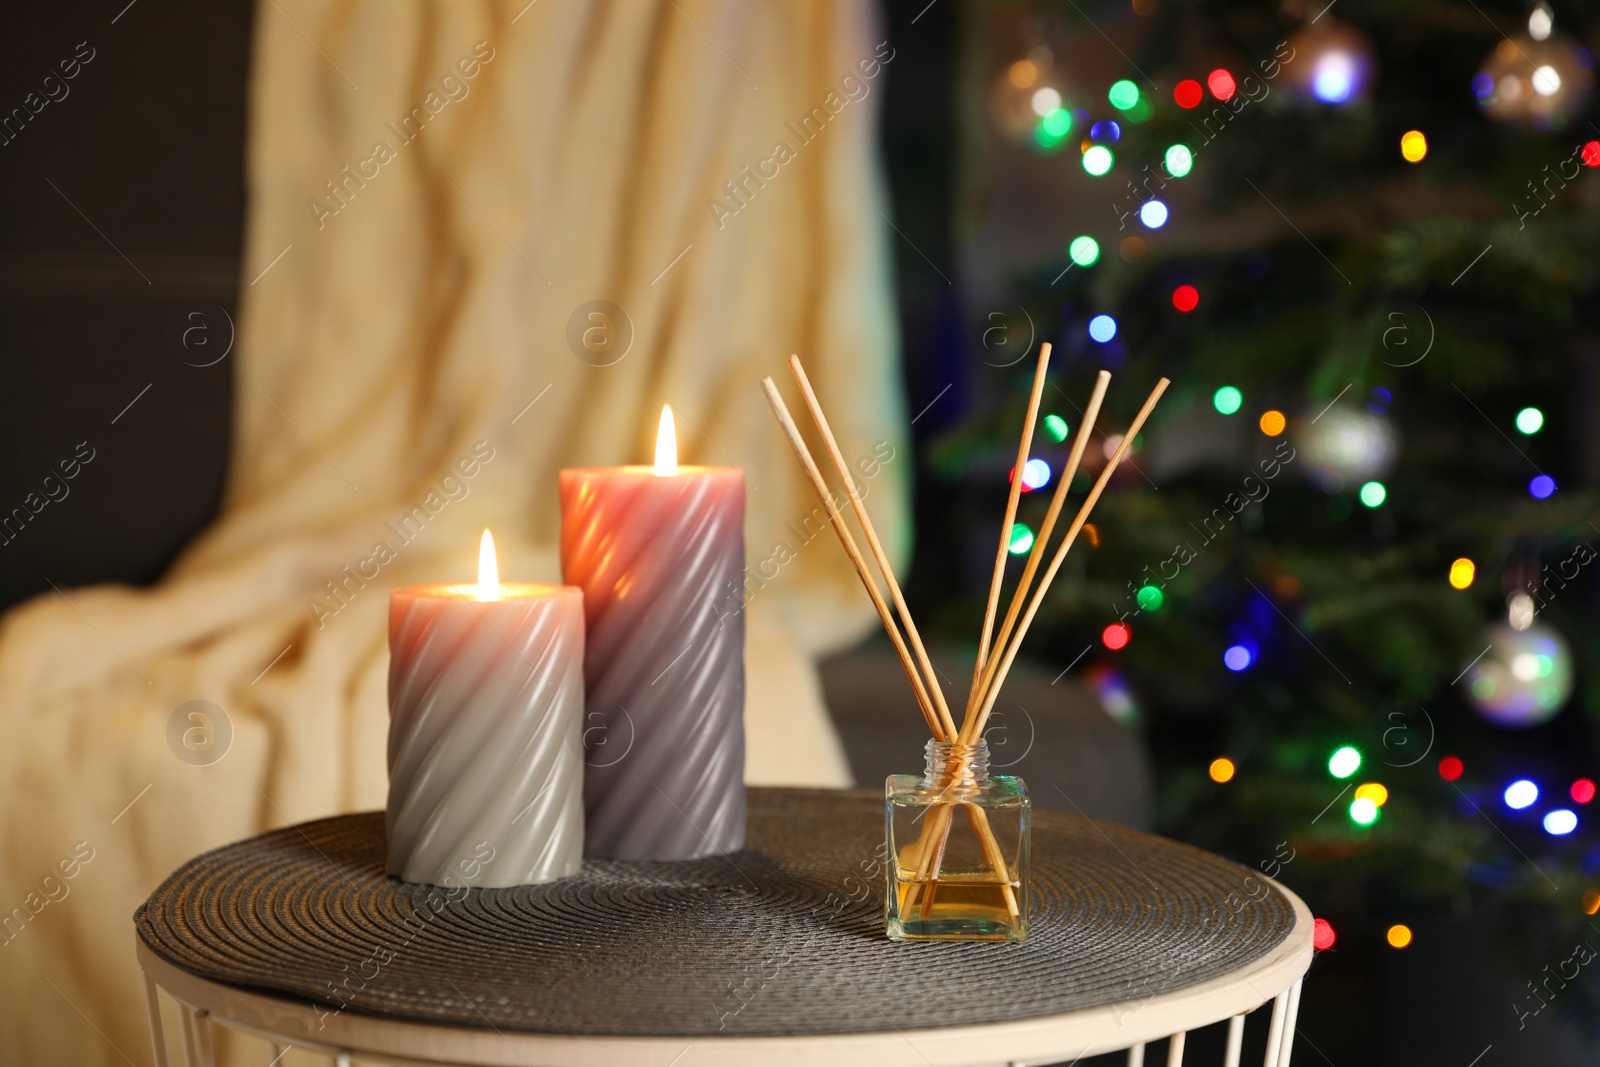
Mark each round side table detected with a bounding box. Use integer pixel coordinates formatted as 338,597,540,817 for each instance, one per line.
135,787,1312,1067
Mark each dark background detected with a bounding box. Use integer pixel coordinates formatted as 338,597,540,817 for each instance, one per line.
0,0,244,610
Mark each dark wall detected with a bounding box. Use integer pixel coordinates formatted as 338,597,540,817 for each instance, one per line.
0,1,251,611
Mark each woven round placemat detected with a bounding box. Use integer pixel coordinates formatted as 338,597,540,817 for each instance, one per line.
135,787,1297,1036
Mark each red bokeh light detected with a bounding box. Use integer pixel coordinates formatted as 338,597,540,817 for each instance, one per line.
1583,141,1600,168
1438,756,1464,782
1102,622,1131,650
1174,79,1203,109
1312,917,1337,950
1207,69,1236,101
1573,778,1597,804
1172,285,1200,312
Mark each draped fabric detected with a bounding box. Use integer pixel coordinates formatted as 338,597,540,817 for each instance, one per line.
0,2,908,1061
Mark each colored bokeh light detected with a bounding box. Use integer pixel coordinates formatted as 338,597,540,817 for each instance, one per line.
1136,584,1164,611
1259,410,1286,436
1040,107,1073,138
1043,414,1070,442
1088,314,1118,343
1172,285,1199,312
1021,458,1052,490
1585,141,1600,167
1312,918,1337,950
1032,87,1062,116
1139,200,1169,229
1312,52,1359,103
1207,68,1236,101
1083,145,1114,176
1359,481,1387,508
1008,60,1038,89
1400,130,1428,163
1209,757,1236,783
1090,119,1121,144
1102,622,1132,650
1545,809,1579,836
1516,407,1544,435
1213,386,1243,415
1529,474,1556,499
1328,746,1362,779
1438,756,1464,781
1174,79,1203,108
1505,779,1539,809
1448,558,1475,590
1386,924,1414,949
1007,522,1034,555
1223,645,1253,671
1573,779,1597,804
1355,782,1389,807
1069,235,1100,267
1585,889,1600,916
1108,80,1140,111
1350,797,1380,825
1165,143,1193,177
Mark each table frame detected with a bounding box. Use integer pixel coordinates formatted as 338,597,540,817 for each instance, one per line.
138,877,1311,1067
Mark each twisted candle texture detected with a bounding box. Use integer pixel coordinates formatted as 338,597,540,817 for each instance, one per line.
561,468,746,859
387,584,585,887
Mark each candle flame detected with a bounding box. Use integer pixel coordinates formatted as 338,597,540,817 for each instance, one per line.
477,529,500,601
653,405,678,476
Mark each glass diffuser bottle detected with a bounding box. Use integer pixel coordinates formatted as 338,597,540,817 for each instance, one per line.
886,739,1030,942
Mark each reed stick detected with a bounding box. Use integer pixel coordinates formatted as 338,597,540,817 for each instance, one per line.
963,378,1170,743
761,378,949,742
979,370,1111,695
787,356,959,742
968,344,1052,710
774,366,1018,913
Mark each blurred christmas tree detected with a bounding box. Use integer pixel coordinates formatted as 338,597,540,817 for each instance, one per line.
931,0,1600,1026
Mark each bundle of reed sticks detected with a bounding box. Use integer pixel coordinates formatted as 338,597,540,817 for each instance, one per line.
763,349,1168,922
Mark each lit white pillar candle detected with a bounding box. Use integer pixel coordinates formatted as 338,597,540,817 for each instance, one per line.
386,531,585,887
560,407,746,859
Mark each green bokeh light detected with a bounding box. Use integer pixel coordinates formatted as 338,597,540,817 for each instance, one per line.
1108,80,1140,111
1349,797,1380,826
1165,144,1193,177
1516,407,1544,435
1136,585,1164,612
1359,481,1387,508
1043,414,1070,442
1212,386,1243,415
1329,745,1362,779
1082,146,1114,176
1008,523,1034,555
1068,236,1100,267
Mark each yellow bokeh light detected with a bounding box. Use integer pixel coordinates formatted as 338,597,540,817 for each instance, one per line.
1583,888,1600,916
1448,558,1476,590
1008,60,1038,89
1386,923,1414,948
1400,130,1428,163
1209,757,1236,783
1354,782,1389,807
1259,410,1287,436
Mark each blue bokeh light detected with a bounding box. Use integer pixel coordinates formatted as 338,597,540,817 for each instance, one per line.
1088,314,1118,343
1312,53,1357,103
1505,779,1539,810
1529,475,1556,499
1140,200,1169,229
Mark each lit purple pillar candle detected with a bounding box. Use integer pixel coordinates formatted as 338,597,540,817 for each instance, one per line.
559,407,746,860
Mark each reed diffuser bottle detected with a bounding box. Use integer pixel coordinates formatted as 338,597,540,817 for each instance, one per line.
886,739,1030,942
